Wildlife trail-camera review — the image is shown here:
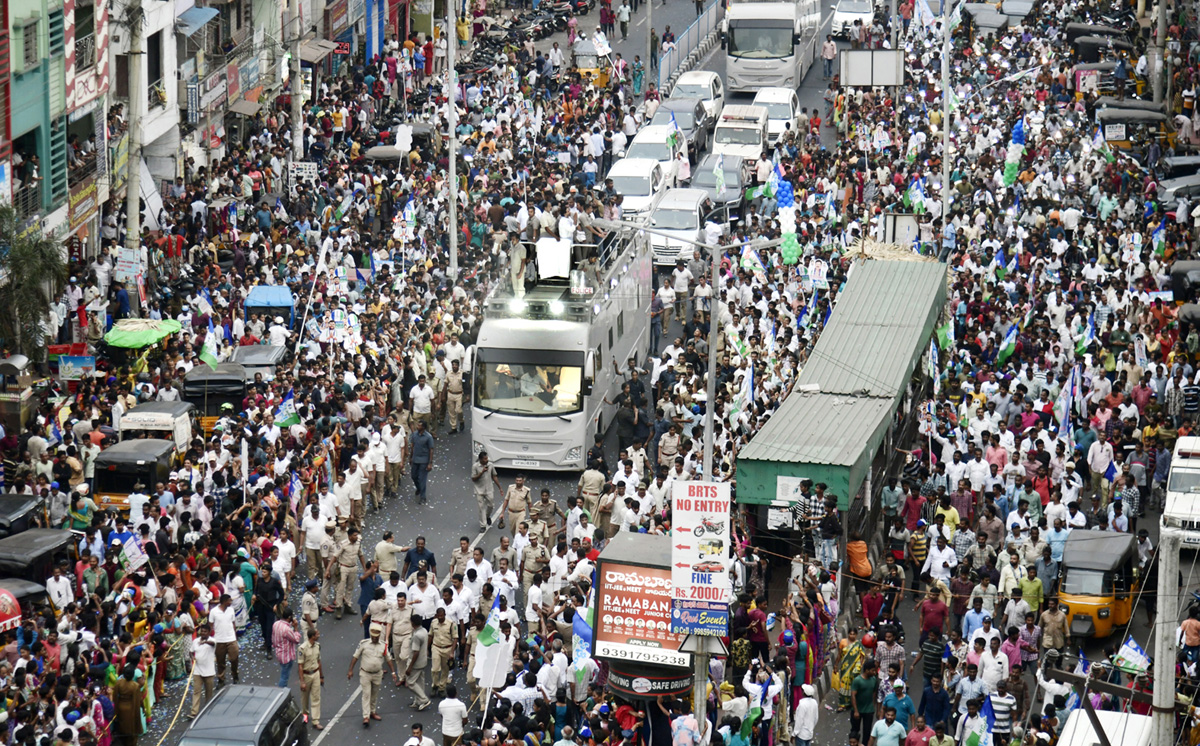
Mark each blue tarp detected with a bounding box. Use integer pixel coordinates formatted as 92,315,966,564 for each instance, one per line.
244,286,296,327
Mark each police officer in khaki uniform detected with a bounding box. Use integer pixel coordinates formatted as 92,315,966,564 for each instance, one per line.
429,606,457,695
298,628,325,729
300,578,321,637
404,620,432,710
444,360,465,433
520,532,551,592
320,521,343,611
347,624,397,727
389,593,415,676
500,475,531,535
528,489,565,545
336,527,365,618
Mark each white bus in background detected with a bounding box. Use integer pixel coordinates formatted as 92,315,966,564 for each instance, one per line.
722,0,821,93
470,232,652,471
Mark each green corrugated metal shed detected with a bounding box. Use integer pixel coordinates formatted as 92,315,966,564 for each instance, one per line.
737,260,947,509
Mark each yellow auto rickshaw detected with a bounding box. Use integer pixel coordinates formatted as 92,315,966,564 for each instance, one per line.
1096,107,1176,150
1058,532,1140,639
573,37,611,88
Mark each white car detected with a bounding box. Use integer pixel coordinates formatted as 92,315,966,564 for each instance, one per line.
624,125,690,186
670,70,726,120
606,158,668,216
831,0,874,38
751,88,802,146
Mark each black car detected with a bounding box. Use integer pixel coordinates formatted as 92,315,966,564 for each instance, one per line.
690,153,748,220
649,98,711,160
180,686,307,746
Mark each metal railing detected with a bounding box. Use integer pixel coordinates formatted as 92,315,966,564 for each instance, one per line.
75,33,95,69
14,184,40,218
148,78,166,109
658,0,719,91
70,152,98,183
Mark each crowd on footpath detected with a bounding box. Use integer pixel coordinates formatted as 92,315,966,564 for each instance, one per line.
12,0,1200,739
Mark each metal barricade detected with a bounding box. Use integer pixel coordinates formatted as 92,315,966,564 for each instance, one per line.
658,0,720,91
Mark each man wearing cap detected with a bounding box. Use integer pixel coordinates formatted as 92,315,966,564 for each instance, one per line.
298,627,324,729
347,623,397,727
301,579,321,638
500,474,531,536
793,683,818,746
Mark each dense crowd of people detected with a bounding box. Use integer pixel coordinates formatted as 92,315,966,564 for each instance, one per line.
4,0,1200,742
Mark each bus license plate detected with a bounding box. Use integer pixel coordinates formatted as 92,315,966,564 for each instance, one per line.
511,459,541,468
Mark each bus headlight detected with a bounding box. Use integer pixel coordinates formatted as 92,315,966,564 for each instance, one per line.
566,447,583,462
549,300,564,315
1098,608,1110,619
509,299,527,314
472,441,484,459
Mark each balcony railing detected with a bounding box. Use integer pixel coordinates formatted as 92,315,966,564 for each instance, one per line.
148,78,166,109
75,33,95,69
14,184,40,218
69,151,98,183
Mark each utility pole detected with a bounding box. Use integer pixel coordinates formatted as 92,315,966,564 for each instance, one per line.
1152,528,1180,746
289,0,304,161
446,0,459,279
889,0,897,48
124,2,144,314
1152,0,1167,104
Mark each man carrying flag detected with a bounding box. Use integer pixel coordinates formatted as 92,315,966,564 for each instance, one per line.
996,324,1018,365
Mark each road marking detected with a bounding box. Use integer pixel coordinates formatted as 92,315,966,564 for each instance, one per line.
312,503,504,745
311,684,362,746
636,16,646,26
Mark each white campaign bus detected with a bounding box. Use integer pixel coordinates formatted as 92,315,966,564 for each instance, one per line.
722,0,821,93
470,232,652,471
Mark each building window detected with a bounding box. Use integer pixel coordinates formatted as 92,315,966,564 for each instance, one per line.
75,1,96,69
20,20,39,71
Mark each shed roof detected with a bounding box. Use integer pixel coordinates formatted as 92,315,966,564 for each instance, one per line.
739,260,945,468
796,261,946,397
737,392,891,465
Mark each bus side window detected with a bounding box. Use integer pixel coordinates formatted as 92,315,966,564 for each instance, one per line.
618,312,625,339
609,327,614,350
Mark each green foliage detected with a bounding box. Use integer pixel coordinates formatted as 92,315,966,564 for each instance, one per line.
0,205,68,359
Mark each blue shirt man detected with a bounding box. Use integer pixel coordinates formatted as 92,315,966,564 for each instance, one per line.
961,602,987,641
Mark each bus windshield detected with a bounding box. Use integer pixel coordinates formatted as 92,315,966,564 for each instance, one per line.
1060,568,1111,596
475,362,584,416
728,26,794,59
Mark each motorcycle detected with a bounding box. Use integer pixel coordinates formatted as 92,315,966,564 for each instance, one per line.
692,517,726,537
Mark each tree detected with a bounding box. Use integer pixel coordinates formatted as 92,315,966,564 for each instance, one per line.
0,204,68,363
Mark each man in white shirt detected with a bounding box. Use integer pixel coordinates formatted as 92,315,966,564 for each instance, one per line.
382,418,407,499
525,574,546,635
409,375,436,433
299,505,327,571
438,686,469,741
191,625,218,717
210,595,240,684
46,567,74,610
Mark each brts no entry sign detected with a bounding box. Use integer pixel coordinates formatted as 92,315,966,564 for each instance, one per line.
670,481,732,636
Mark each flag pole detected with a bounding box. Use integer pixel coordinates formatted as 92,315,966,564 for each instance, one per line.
481,688,493,724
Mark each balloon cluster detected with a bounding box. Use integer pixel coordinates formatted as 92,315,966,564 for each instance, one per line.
778,207,800,265
776,179,795,208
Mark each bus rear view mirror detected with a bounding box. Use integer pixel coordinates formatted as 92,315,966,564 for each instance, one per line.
583,350,596,396
720,32,727,49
